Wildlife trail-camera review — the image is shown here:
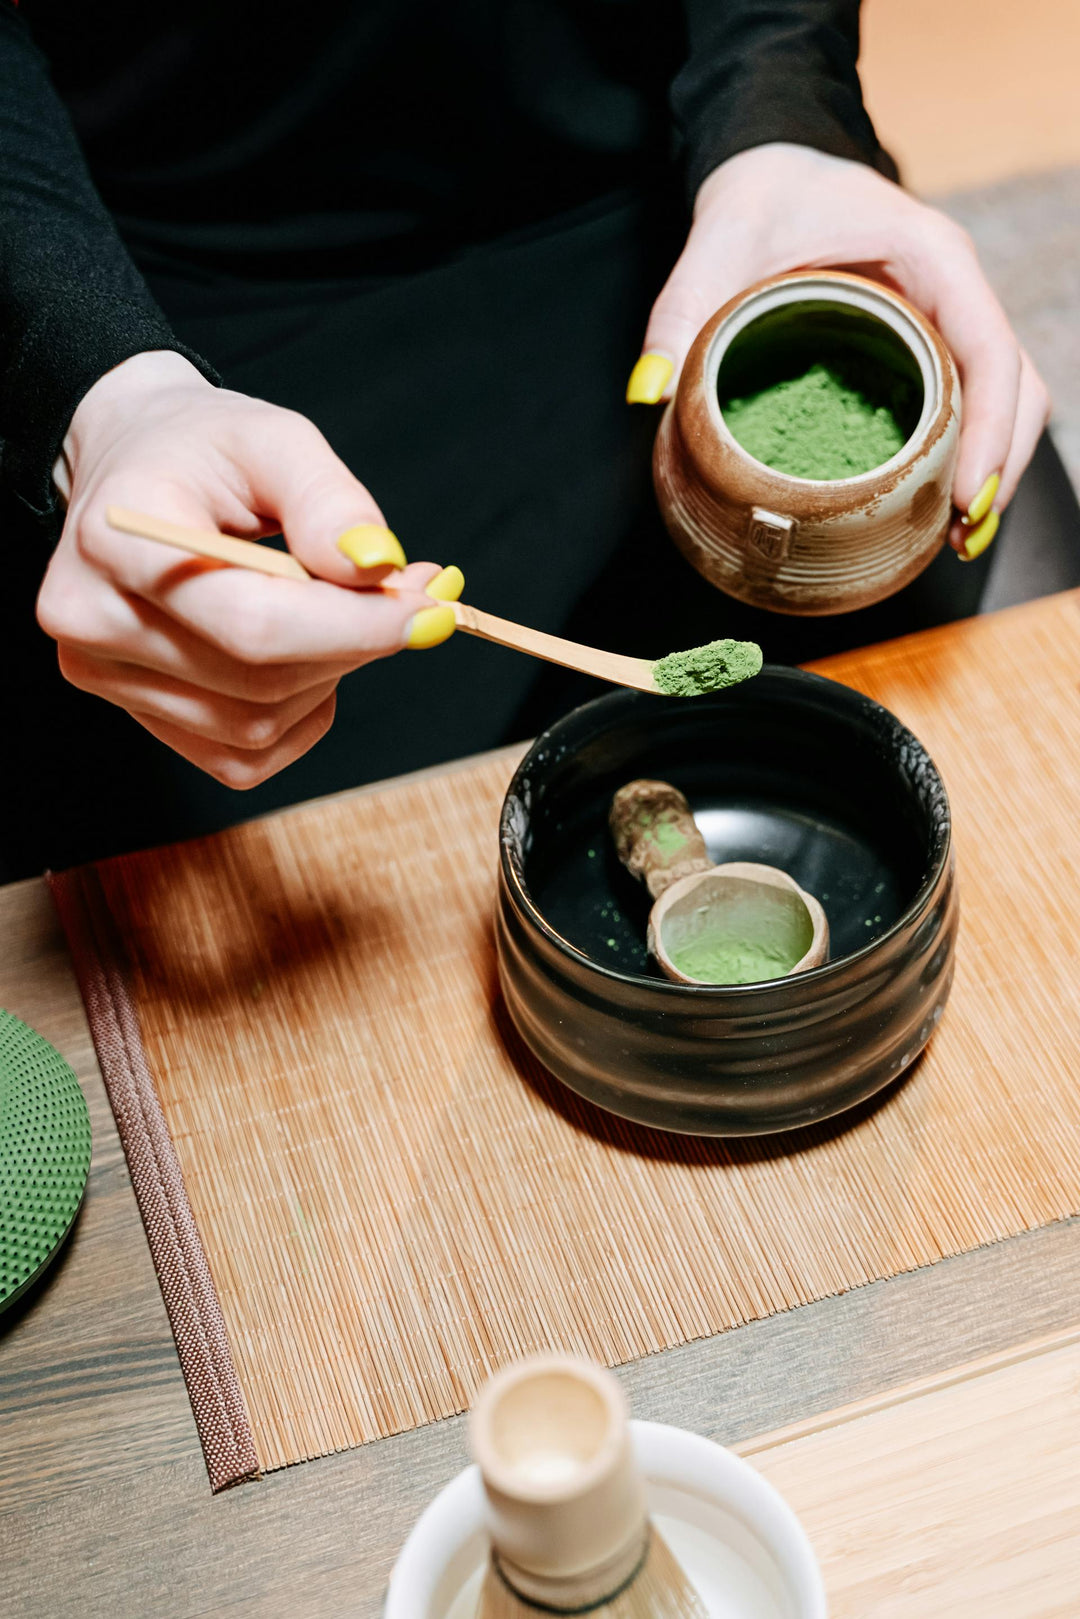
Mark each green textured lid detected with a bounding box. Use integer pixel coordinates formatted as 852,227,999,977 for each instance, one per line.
0,1009,92,1313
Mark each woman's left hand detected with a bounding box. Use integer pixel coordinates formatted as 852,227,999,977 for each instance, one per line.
627,143,1051,561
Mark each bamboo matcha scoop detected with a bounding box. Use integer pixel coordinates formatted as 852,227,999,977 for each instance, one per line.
610,780,829,986
105,508,762,698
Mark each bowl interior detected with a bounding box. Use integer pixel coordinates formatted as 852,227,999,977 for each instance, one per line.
512,672,947,986
436,1498,800,1619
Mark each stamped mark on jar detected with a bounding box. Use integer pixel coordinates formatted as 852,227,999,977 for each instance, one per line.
746,507,797,562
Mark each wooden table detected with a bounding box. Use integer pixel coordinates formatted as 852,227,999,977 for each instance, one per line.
4,769,1080,1617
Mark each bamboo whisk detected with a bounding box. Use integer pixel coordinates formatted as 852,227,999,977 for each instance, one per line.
470,1357,707,1618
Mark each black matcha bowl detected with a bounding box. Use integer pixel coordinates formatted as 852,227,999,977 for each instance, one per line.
496,668,956,1136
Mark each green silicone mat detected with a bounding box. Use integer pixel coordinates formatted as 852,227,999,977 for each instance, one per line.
0,1009,91,1313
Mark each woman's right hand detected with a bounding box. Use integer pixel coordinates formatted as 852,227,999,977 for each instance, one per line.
37,351,458,788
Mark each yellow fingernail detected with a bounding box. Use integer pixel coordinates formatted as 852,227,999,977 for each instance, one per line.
406,604,456,649
337,524,407,571
426,564,465,602
961,508,1000,562
626,352,674,405
965,472,1000,526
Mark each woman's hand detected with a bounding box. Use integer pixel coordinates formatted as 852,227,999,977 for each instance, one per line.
38,352,459,787
627,143,1051,561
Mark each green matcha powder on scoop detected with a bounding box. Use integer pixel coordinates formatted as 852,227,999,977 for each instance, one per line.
721,362,907,481
653,637,763,697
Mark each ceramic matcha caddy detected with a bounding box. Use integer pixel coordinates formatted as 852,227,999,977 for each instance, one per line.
654,269,961,616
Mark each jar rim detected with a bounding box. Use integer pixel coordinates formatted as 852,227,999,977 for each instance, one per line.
671,269,959,515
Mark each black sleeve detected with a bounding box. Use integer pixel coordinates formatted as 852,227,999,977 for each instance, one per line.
0,6,218,522
672,0,897,202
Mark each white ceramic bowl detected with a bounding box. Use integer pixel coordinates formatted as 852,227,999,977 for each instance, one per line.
385,1419,826,1618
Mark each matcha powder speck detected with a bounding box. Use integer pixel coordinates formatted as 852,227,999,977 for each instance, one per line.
653,638,763,697
721,362,908,481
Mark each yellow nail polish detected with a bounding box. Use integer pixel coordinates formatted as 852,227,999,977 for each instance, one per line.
337,524,407,571
626,352,674,405
406,604,456,649
961,508,1000,562
426,564,465,602
966,472,1000,526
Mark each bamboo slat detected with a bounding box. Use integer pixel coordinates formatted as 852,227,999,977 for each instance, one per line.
90,591,1080,1472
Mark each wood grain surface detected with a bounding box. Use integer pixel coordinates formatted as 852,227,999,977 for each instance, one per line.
6,595,1080,1616
742,1326,1080,1616
67,590,1080,1479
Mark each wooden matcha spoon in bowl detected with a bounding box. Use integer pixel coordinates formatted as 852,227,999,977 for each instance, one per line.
104,507,762,698
610,779,829,987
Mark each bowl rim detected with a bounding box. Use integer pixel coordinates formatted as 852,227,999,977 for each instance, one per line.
384,1419,826,1618
499,669,952,998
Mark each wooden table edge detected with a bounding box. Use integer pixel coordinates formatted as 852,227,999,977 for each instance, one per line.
734,1319,1080,1457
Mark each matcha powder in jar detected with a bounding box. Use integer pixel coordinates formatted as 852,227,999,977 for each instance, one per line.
720,361,908,481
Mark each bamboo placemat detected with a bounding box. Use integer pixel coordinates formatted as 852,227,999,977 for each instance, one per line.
52,591,1080,1487
737,1325,1080,1615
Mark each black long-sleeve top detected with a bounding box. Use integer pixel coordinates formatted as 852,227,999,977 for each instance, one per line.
0,1,893,518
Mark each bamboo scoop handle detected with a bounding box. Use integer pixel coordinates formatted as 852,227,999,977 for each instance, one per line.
106,506,311,578
609,780,712,899
105,507,664,695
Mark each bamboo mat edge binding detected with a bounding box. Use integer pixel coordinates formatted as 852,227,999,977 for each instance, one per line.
48,866,259,1492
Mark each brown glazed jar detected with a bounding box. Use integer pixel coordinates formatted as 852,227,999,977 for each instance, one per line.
653,270,961,616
